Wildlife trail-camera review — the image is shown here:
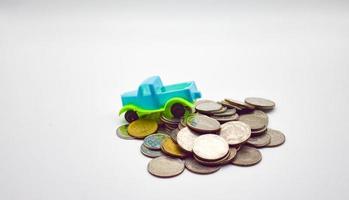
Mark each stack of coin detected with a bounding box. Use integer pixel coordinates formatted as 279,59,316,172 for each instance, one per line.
116,97,286,178
159,114,181,132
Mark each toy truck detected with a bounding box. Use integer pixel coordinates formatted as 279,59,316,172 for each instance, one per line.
119,76,201,122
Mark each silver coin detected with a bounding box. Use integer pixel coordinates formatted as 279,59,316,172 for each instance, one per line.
213,108,237,117
176,127,200,152
210,106,227,114
143,133,170,150
225,98,255,110
186,114,221,133
251,125,267,136
185,158,221,174
239,113,267,130
220,121,251,145
252,110,269,126
195,101,223,114
220,147,238,165
220,100,244,110
245,97,275,110
232,146,262,166
193,150,230,166
116,124,134,140
266,129,285,147
140,144,164,158
168,128,179,142
247,133,271,147
193,134,229,160
147,156,185,178
212,113,239,123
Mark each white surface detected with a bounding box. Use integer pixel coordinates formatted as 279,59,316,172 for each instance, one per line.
1,1,349,199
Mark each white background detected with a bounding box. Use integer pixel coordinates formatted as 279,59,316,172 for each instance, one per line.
1,0,349,199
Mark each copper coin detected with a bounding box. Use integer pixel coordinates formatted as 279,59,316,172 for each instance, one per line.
247,133,271,147
127,119,158,139
245,97,275,110
186,114,221,133
232,146,262,166
147,156,185,178
266,129,285,147
185,158,221,174
161,137,187,158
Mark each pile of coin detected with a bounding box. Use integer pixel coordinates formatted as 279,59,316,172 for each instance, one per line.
116,97,285,178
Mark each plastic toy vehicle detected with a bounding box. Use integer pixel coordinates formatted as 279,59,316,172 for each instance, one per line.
119,76,201,122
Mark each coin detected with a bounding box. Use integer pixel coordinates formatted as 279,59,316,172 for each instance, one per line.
176,127,200,152
143,133,170,150
212,114,239,123
210,106,227,114
231,146,262,166
147,156,185,178
266,129,285,147
168,128,179,142
140,144,164,158
220,121,251,145
116,124,134,140
195,101,223,114
220,100,244,111
193,134,229,160
246,133,271,147
213,108,237,117
220,147,238,165
195,99,214,106
193,150,230,166
245,97,275,110
251,125,267,136
186,114,221,133
128,119,158,139
238,114,266,130
225,98,255,110
252,110,269,126
161,137,187,158
185,158,221,174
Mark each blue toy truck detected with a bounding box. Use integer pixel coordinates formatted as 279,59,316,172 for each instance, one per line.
119,76,201,122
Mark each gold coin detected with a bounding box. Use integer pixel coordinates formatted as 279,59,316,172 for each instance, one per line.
127,119,158,139
161,137,187,158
